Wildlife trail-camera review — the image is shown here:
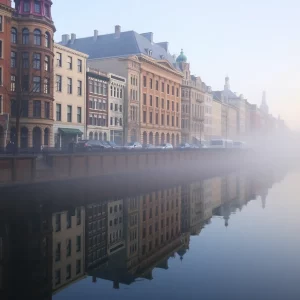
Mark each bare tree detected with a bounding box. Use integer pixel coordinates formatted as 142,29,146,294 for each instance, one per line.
4,50,53,152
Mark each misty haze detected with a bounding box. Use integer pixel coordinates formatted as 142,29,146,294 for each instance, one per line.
0,1,299,300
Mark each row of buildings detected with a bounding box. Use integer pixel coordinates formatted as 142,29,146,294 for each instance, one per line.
0,0,285,150
0,168,284,297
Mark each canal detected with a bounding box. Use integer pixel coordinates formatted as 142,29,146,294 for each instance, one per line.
0,164,299,300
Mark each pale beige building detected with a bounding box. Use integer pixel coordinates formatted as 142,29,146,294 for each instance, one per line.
212,98,222,138
52,207,85,292
53,43,88,148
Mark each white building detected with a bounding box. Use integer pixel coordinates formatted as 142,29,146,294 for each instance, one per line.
52,207,85,292
108,73,126,144
53,44,88,148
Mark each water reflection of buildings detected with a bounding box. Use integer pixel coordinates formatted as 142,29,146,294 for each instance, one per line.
0,167,288,298
52,207,85,293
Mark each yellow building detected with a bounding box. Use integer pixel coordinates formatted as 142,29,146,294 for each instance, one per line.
212,98,222,138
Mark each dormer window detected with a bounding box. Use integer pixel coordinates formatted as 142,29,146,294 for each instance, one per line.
24,0,30,12
34,1,41,13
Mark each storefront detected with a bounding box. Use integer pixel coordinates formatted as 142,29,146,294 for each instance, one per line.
55,128,83,149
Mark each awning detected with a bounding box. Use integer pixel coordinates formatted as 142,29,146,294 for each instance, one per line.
59,128,83,135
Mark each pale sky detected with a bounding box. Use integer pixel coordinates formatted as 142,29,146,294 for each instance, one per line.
52,0,300,130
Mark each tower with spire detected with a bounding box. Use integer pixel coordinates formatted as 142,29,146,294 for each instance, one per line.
260,91,269,114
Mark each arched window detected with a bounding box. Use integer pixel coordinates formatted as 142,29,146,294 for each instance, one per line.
89,132,93,140
34,29,41,45
11,28,17,44
22,28,29,45
45,32,50,48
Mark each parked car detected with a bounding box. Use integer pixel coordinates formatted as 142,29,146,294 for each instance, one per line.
159,143,173,150
76,140,105,152
143,144,156,150
209,139,233,148
123,142,143,150
106,141,122,149
178,143,191,149
99,141,113,150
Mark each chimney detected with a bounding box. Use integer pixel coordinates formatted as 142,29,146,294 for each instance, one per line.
141,32,153,43
157,42,169,52
61,34,70,45
115,25,121,38
70,33,76,44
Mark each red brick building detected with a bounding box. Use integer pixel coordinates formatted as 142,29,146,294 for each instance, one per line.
0,0,13,149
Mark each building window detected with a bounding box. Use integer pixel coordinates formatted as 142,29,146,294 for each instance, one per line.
76,260,81,275
55,214,61,232
77,80,82,95
76,236,81,252
156,80,159,91
167,115,169,126
45,102,50,119
172,86,174,95
66,239,71,257
167,84,170,94
44,78,50,94
156,113,158,124
56,104,61,121
143,76,147,88
56,75,62,92
120,105,123,112
156,97,159,108
172,116,174,126
56,52,62,67
0,16,3,32
77,107,82,123
44,55,50,71
162,99,164,109
33,100,41,118
10,75,16,92
149,112,153,124
45,5,50,17
167,100,170,110
11,28,17,43
22,52,29,68
33,29,41,45
33,53,41,69
176,103,179,112
77,59,82,72
33,76,41,93
66,265,71,280
143,111,146,123
67,56,72,69
150,95,153,106
150,78,153,89
67,78,72,94
161,114,164,125
143,93,146,105
162,82,165,92
24,1,30,12
10,52,17,68
45,32,50,48
22,28,29,44
67,105,72,122
55,243,61,262
172,101,174,111
34,1,41,13
119,118,122,126
176,88,179,97
0,95,2,114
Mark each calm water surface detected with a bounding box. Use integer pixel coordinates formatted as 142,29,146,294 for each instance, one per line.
1,166,300,300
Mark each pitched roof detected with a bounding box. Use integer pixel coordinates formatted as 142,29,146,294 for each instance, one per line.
60,30,178,69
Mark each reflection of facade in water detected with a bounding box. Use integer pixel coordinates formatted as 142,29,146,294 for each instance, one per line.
52,207,85,293
108,199,125,255
86,201,108,270
89,187,182,288
0,167,288,297
0,204,53,299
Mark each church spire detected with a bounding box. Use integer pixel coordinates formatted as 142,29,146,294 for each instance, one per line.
260,90,269,114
